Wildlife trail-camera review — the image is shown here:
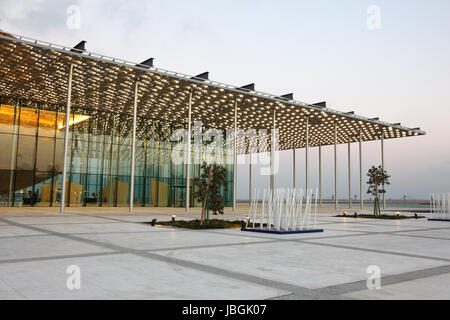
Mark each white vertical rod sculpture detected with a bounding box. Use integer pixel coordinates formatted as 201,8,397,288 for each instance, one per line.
270,109,276,192
249,160,252,204
381,132,385,209
334,122,338,210
233,100,238,212
60,63,74,213
348,139,351,209
314,187,318,228
129,80,139,213
185,91,192,212
260,189,266,230
252,189,259,228
319,144,322,207
305,117,309,193
293,149,296,188
359,129,363,210
447,193,450,219
429,194,432,216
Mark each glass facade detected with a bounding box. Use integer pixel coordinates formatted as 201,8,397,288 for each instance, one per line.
0,97,234,207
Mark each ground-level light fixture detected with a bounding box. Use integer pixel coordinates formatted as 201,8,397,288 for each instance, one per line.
172,214,176,222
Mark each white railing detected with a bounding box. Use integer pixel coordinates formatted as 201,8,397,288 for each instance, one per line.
247,187,318,231
430,193,450,219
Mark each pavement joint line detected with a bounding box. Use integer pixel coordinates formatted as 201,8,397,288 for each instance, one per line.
0,217,334,299
294,239,450,262
313,264,450,296
0,251,122,264
324,226,450,241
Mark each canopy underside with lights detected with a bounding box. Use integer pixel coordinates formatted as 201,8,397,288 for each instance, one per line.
0,32,425,154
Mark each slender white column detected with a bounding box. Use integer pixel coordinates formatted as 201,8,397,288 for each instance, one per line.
319,144,322,207
348,140,351,209
60,63,74,213
305,117,309,193
334,122,338,210
129,81,139,213
186,91,192,212
381,132,385,209
292,149,296,189
359,129,363,209
249,158,252,204
270,109,276,192
233,100,238,211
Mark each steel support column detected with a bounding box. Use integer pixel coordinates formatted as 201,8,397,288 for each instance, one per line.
249,159,252,204
233,100,237,211
348,139,351,209
293,149,296,189
186,91,193,212
270,109,276,192
305,117,309,193
359,129,363,210
319,144,322,207
381,132,385,209
129,81,139,213
334,122,338,210
60,63,74,213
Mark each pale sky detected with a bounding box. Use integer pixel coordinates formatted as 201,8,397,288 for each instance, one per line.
1,0,449,200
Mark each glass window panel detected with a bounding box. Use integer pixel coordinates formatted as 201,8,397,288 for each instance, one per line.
0,170,11,206
36,137,55,172
71,138,89,173
88,142,103,175
0,133,15,170
54,138,64,172
34,172,54,206
119,144,130,176
16,135,36,170
0,104,18,134
38,109,56,137
18,107,38,136
13,170,35,206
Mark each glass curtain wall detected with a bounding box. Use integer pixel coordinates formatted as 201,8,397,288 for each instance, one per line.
0,97,234,208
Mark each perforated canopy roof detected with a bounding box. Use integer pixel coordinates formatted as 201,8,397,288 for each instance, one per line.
0,32,425,153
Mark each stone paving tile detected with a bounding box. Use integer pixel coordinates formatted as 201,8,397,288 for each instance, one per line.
0,253,288,300
155,239,448,289
0,235,113,261
344,272,450,300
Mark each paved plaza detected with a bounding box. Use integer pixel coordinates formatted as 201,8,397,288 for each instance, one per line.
0,206,449,300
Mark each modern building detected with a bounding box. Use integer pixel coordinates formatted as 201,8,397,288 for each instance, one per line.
0,31,425,211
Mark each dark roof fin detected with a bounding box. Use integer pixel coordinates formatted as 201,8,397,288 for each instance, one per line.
312,101,326,108
192,72,209,81
237,83,255,92
138,58,154,68
71,40,86,53
281,93,294,101
393,123,401,126
370,117,379,121
346,111,355,115
412,127,421,130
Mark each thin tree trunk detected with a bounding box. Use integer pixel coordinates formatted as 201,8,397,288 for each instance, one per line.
201,164,213,226
374,186,379,216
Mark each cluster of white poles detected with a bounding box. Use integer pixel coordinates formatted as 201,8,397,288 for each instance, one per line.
246,188,318,231
430,193,450,219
